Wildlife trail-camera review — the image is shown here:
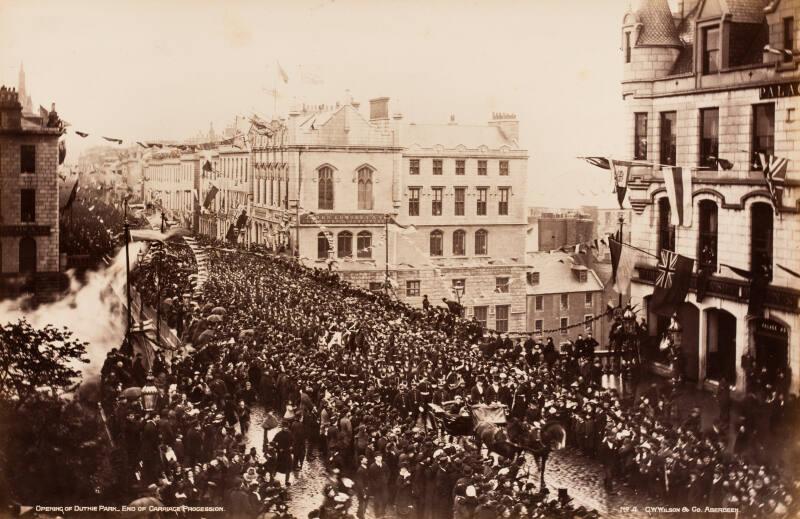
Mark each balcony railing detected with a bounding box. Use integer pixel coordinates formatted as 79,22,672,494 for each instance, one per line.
635,265,799,314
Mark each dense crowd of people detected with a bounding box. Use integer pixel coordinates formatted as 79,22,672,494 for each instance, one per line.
59,184,148,265
86,231,799,519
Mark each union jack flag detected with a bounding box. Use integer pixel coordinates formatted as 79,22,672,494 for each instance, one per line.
656,250,679,289
759,153,789,215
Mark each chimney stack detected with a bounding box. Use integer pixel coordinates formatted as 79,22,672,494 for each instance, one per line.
369,97,389,121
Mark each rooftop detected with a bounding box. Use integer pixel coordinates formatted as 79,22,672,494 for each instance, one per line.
525,251,604,295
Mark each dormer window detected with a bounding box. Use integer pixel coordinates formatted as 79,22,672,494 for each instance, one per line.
702,26,720,74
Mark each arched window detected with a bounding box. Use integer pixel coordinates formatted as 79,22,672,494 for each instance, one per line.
430,230,443,257
337,231,353,258
357,231,372,258
475,229,488,255
318,167,334,210
453,229,466,256
657,198,675,253
697,200,718,270
751,202,773,280
19,237,36,273
317,232,330,259
357,167,373,210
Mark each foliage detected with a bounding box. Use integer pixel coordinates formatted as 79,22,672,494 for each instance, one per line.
0,319,89,401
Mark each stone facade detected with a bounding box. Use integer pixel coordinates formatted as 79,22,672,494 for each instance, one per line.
621,0,800,395
0,86,63,300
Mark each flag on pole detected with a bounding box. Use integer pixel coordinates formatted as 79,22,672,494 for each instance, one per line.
581,156,611,170
609,236,638,295
721,263,770,317
663,166,693,227
387,217,417,235
203,185,219,209
611,160,633,209
777,263,800,279
58,140,67,165
277,61,289,83
62,178,79,211
650,250,694,316
759,153,789,215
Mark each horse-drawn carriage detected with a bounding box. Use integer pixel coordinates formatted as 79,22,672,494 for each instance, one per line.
427,401,566,489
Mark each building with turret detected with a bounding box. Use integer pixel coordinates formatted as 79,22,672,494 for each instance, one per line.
621,0,799,395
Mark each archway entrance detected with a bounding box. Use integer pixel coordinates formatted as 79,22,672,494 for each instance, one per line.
677,302,700,382
753,318,789,388
705,309,737,384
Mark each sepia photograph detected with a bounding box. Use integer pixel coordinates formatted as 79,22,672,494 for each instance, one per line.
0,0,798,517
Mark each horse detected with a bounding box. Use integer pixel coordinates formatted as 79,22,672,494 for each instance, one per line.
511,420,567,490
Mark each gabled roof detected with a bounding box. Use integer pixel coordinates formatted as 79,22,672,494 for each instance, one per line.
525,252,604,296
635,0,682,46
402,124,516,151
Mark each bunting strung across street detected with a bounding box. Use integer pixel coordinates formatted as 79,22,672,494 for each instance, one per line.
759,153,789,215
75,131,89,138
102,136,123,145
663,166,693,227
579,156,611,170
650,250,694,317
60,178,79,212
304,212,335,254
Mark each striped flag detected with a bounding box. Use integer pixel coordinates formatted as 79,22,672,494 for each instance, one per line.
664,166,692,227
759,153,789,215
609,236,638,295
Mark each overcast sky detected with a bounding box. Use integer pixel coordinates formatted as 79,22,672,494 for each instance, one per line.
0,0,630,208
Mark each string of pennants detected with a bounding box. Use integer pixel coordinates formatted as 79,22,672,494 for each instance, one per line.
579,152,790,217
69,114,280,152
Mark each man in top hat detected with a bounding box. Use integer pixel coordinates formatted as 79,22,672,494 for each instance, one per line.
271,410,295,486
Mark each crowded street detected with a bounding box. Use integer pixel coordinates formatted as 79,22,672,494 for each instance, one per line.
3,1,800,517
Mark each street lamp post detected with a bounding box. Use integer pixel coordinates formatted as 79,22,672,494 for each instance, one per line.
384,214,390,294
123,200,132,346
666,313,683,384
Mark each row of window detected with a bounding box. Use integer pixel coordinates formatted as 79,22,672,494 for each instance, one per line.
254,175,289,209
317,166,374,210
531,292,594,311
316,228,492,258
408,187,510,216
403,277,512,297
430,229,489,256
657,198,774,279
409,159,510,177
532,316,594,336
634,102,776,170
471,305,510,332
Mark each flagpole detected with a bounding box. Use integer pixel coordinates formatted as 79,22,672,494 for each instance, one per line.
384,214,390,294
124,199,132,345
618,214,624,308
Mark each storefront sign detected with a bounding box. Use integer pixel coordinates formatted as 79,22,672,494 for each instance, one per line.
299,213,386,225
759,81,800,100
0,225,51,237
754,319,788,339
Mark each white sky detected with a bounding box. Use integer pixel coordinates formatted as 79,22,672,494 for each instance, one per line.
0,0,629,208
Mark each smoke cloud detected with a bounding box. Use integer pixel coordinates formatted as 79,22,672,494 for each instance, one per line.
0,242,146,376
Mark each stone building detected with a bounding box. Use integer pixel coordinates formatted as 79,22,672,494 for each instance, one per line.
525,251,606,341
241,98,530,331
621,0,800,395
0,86,65,300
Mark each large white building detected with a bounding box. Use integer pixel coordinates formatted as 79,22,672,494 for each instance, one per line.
621,0,799,395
